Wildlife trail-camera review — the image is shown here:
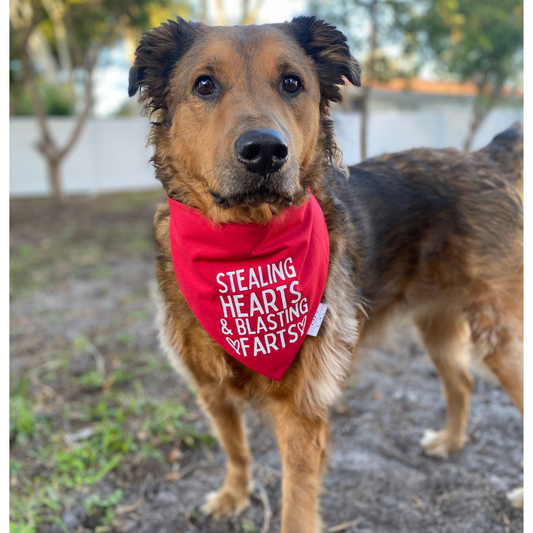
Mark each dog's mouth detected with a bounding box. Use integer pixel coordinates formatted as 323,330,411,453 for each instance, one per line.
209,187,297,209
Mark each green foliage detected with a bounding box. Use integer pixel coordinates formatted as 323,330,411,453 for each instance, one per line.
10,379,37,445
12,83,76,116
10,395,36,445
41,83,76,115
9,191,164,297
84,489,123,525
10,523,36,533
10,0,193,117
311,0,523,89
10,192,201,531
113,100,138,117
10,381,214,530
310,0,417,82
241,520,257,532
53,422,130,488
79,370,106,389
396,0,523,86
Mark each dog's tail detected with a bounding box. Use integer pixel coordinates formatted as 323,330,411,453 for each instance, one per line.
478,122,523,197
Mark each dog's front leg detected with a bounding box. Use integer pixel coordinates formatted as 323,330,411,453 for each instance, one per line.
197,384,252,519
271,402,329,533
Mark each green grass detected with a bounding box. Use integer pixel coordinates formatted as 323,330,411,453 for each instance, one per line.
10,358,213,532
10,191,165,297
241,519,257,531
84,489,124,526
10,379,46,446
10,191,189,530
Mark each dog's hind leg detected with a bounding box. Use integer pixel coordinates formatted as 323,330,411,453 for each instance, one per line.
414,311,474,458
477,326,523,509
198,384,252,519
483,342,523,415
270,402,329,533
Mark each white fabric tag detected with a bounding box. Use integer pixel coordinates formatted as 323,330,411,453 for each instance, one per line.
307,303,328,336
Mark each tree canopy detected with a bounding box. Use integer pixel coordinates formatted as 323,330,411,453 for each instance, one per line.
398,0,523,87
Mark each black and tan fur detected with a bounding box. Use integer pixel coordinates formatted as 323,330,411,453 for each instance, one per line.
129,16,523,531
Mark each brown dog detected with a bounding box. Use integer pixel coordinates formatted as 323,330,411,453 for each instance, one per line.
129,16,523,531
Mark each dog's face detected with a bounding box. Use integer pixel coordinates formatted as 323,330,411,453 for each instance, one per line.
129,17,360,222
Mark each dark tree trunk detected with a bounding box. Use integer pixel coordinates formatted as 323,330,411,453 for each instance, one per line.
48,158,64,203
360,0,378,162
360,88,369,161
463,104,490,151
463,82,502,151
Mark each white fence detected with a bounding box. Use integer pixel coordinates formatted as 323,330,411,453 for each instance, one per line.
334,105,523,166
10,117,154,198
10,105,523,198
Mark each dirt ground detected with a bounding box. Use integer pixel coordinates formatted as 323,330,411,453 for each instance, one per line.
10,192,523,533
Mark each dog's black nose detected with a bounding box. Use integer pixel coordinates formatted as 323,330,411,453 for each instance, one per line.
235,129,288,176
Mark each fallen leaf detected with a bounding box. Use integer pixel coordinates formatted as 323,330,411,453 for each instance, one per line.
168,447,182,464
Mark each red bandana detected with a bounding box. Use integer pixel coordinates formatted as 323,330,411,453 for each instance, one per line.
167,195,329,380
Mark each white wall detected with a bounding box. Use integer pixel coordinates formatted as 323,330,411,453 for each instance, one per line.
10,104,523,198
10,117,155,198
333,105,523,166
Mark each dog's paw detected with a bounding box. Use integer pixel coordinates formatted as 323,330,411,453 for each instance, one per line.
506,487,523,510
420,429,465,458
201,487,251,520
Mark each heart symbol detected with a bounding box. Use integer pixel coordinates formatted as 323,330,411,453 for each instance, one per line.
297,316,307,336
226,337,240,354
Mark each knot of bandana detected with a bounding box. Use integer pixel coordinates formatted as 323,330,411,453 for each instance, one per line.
167,195,330,380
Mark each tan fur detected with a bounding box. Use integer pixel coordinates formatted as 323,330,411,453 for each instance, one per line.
131,18,523,528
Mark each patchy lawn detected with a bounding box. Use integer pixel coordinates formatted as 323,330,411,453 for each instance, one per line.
10,192,523,533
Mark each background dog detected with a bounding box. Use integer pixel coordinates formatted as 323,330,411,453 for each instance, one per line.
129,16,523,531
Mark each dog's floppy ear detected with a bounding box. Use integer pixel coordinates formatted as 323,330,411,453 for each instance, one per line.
285,16,361,106
128,17,206,112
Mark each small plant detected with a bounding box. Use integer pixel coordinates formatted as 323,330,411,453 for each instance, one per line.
12,82,76,117
117,332,134,347
10,366,215,530
241,520,257,531
79,371,105,389
9,522,36,533
84,489,123,526
10,379,36,445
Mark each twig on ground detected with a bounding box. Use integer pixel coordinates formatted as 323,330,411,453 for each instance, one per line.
412,494,426,510
138,472,153,501
200,442,214,463
175,460,210,481
85,340,106,375
115,499,142,516
185,510,200,531
253,482,272,533
328,518,361,532
253,463,282,484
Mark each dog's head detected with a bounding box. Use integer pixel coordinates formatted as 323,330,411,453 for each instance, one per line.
129,16,360,223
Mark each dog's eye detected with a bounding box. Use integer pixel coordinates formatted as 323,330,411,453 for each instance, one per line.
282,76,301,94
195,76,215,96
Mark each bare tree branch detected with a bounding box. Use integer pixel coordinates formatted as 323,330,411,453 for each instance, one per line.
463,79,503,151
20,53,57,159
360,0,379,161
64,5,83,67
242,0,266,25
198,0,208,23
58,66,94,159
215,0,227,25
13,0,140,201
10,0,42,56
241,0,251,23
94,0,137,56
41,0,72,77
58,0,136,159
